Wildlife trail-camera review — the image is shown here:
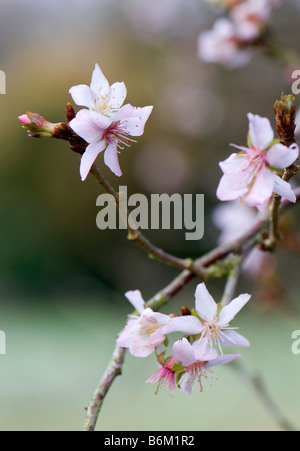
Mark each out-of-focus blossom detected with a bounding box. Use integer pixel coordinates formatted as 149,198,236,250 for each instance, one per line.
198,18,252,67
213,201,270,276
204,0,242,9
199,0,281,67
164,283,251,353
70,103,153,179
231,0,272,41
217,113,299,211
116,290,172,358
172,338,241,394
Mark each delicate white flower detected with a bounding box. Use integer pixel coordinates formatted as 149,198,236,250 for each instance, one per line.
172,337,241,394
69,64,127,118
231,0,272,41
70,103,153,179
213,201,270,276
116,290,171,358
164,283,251,353
198,18,253,68
217,113,299,211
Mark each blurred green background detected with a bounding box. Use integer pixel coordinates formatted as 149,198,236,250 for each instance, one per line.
0,0,300,431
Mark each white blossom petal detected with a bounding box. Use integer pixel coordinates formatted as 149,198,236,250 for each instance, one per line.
90,63,109,97
104,144,122,177
248,113,274,150
172,338,196,368
195,283,218,322
267,143,299,169
125,290,147,314
69,84,94,109
162,315,202,335
69,109,104,144
218,294,251,327
206,353,241,368
273,175,296,203
222,330,250,348
80,141,106,181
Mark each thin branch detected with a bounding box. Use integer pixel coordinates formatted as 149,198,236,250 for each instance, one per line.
83,190,300,431
230,361,297,432
83,268,194,432
221,262,242,307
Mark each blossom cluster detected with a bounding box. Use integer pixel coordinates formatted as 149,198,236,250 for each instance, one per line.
69,64,153,180
117,283,251,395
199,0,281,67
217,113,299,211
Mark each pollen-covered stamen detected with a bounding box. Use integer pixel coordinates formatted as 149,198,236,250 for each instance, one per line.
138,316,161,337
201,319,239,354
184,361,213,393
104,121,138,150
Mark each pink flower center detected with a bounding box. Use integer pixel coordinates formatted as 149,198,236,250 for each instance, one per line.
104,121,137,150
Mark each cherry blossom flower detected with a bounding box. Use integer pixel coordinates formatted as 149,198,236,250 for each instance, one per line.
231,0,272,41
198,18,253,68
69,64,127,118
217,113,299,211
69,103,153,179
116,290,172,358
164,283,251,353
172,338,241,394
146,357,176,396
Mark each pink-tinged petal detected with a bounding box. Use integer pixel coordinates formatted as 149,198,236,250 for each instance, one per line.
195,283,218,322
172,338,195,367
90,63,109,97
89,110,113,130
80,141,106,181
104,144,122,177
106,82,127,110
125,290,146,314
115,105,153,137
222,330,250,348
162,315,202,335
192,339,218,361
178,372,194,395
273,175,296,203
18,114,31,125
69,109,104,144
149,311,170,326
248,113,274,150
218,293,251,327
217,174,249,201
244,166,274,208
149,328,167,347
206,353,241,368
69,84,94,109
267,143,299,169
219,153,248,175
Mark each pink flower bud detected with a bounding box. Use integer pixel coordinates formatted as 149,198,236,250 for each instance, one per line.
18,112,56,137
